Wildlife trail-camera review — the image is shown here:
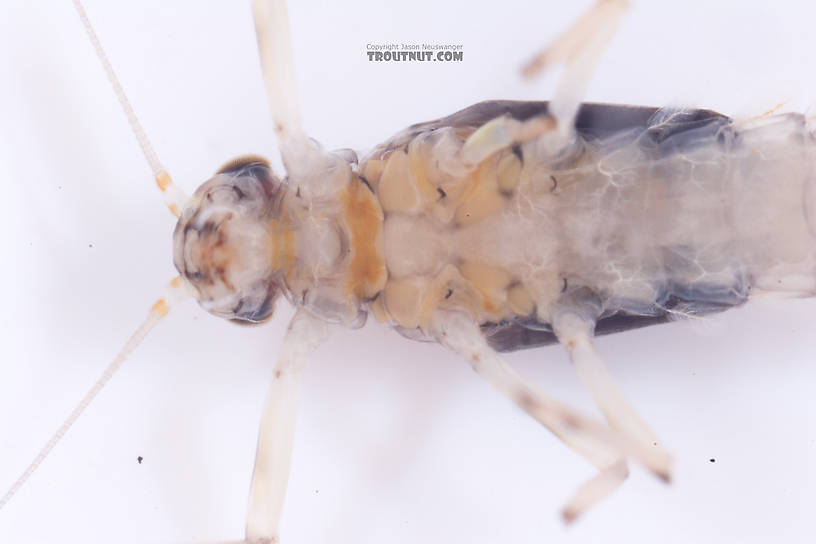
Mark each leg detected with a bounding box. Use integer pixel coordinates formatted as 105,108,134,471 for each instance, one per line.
561,458,628,522
461,0,629,165
430,310,670,518
461,114,556,166
523,0,629,141
244,309,332,544
252,0,348,197
552,311,671,467
550,309,673,520
251,0,305,166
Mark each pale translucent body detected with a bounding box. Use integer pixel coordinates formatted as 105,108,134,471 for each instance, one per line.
351,107,816,341
2,1,816,543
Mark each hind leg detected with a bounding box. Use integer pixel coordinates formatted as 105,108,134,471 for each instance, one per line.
553,312,668,453
430,310,671,520
546,304,672,519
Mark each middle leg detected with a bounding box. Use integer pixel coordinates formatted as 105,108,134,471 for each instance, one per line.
461,0,630,165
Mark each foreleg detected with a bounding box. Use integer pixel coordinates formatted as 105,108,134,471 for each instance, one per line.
244,309,332,544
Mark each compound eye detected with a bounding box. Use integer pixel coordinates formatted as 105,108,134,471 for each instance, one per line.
231,279,281,322
227,282,281,324
216,154,271,176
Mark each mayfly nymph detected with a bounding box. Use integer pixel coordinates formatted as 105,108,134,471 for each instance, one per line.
1,1,815,543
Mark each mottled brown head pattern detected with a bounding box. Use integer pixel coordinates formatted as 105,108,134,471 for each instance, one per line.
173,156,287,323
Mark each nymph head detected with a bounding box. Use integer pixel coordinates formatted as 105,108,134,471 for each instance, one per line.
172,156,289,323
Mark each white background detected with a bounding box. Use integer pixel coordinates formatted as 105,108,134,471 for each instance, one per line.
0,1,814,543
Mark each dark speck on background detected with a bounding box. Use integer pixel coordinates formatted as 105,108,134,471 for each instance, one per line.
709,458,716,463
137,456,143,464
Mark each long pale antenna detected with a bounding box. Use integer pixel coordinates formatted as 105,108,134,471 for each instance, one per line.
0,278,189,511
72,0,189,217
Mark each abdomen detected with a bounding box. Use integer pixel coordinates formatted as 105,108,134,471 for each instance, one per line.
359,101,816,350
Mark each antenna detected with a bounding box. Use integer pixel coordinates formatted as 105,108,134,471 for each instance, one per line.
72,0,189,217
0,277,189,510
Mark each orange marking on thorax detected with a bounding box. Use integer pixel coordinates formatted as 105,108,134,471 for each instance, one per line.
340,177,387,300
481,294,498,314
269,213,296,277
